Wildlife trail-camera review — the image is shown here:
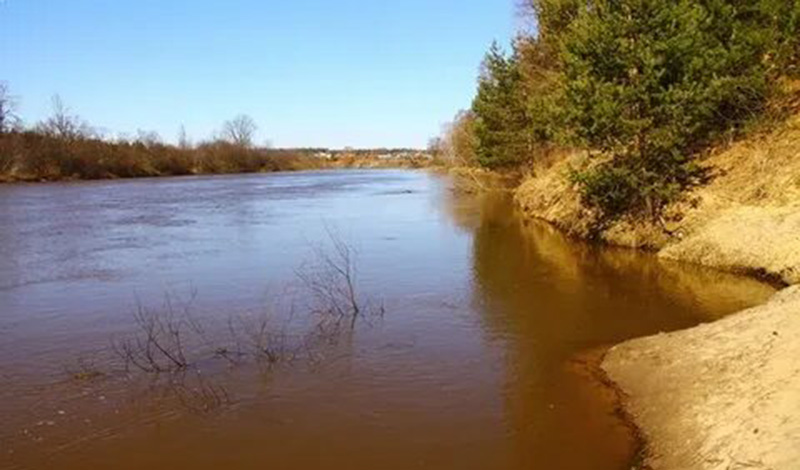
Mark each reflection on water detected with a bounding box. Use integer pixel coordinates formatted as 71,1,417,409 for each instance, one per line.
457,191,772,468
0,171,773,470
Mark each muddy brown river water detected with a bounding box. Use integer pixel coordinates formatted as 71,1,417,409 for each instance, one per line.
0,170,774,469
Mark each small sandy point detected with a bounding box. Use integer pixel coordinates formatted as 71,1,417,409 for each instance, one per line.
602,286,800,470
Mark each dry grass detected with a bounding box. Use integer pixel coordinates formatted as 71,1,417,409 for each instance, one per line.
656,109,800,284
514,150,594,237
694,113,800,208
514,107,800,281
447,165,520,194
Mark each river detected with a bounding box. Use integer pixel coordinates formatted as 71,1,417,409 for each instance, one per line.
0,170,774,469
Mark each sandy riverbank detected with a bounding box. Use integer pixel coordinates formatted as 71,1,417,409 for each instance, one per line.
603,286,800,469
513,111,800,468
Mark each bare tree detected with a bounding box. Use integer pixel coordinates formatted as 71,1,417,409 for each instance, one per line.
427,136,443,158
440,109,478,166
0,82,20,134
177,124,191,149
36,95,92,140
136,129,163,147
221,114,257,147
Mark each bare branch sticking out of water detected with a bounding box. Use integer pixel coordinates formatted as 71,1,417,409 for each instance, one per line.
167,372,232,415
296,225,385,337
111,298,191,373
215,307,302,369
97,228,387,419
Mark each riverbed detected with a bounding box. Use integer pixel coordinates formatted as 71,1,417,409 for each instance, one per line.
0,170,774,470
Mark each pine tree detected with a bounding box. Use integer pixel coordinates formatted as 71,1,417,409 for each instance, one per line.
562,0,773,219
471,42,532,168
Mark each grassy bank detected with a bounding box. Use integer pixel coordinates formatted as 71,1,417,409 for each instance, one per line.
515,105,800,285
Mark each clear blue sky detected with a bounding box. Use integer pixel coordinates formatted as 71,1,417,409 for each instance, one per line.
1,1,517,148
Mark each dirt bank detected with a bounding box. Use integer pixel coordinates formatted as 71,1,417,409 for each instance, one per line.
516,112,800,283
515,111,800,468
602,286,800,470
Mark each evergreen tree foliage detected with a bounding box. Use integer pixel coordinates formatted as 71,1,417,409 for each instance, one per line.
562,0,773,219
468,0,800,223
471,43,532,168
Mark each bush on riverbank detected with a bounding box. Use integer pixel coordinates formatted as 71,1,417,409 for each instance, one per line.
441,0,800,226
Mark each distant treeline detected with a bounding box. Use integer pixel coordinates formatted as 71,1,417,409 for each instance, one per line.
0,90,431,182
0,131,332,181
432,0,800,223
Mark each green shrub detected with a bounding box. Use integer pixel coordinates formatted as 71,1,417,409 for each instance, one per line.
760,0,800,75
569,163,641,223
570,156,705,223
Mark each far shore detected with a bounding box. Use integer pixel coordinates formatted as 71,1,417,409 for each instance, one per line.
0,156,437,185
0,129,436,184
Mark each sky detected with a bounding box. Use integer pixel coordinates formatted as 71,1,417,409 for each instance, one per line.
1,1,517,148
